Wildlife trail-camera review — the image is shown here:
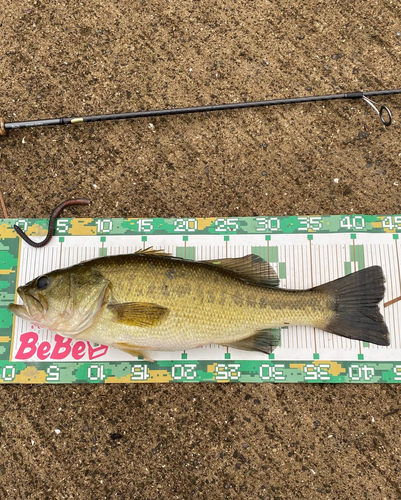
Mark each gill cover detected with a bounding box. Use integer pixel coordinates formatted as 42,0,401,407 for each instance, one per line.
64,266,110,334
9,265,110,335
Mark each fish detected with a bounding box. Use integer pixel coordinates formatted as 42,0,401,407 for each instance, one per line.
8,248,390,358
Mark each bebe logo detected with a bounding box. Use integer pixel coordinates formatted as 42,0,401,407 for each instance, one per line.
15,332,108,360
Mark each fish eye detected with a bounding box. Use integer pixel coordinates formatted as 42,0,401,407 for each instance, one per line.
36,276,49,290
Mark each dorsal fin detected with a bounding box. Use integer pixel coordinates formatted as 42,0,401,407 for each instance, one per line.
135,247,172,257
134,249,279,287
202,254,279,287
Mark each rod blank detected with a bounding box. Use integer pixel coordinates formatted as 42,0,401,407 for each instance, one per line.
1,88,400,134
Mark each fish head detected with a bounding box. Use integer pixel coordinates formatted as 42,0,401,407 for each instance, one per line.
8,265,110,335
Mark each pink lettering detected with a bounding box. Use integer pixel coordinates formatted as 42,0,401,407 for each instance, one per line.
52,335,72,359
37,341,51,360
15,332,109,360
72,341,86,360
15,332,38,360
88,343,109,359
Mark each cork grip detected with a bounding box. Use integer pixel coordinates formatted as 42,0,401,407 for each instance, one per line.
0,118,7,136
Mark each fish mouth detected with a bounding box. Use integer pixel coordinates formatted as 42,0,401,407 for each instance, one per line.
8,287,45,323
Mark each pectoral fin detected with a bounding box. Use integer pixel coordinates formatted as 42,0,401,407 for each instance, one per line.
107,302,169,327
113,342,154,361
223,328,281,354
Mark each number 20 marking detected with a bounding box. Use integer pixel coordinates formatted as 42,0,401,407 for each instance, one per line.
172,364,197,380
174,219,198,232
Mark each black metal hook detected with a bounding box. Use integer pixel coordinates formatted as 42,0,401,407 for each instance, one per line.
14,198,91,247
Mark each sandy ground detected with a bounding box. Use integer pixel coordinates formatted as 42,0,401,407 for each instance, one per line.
1,0,401,498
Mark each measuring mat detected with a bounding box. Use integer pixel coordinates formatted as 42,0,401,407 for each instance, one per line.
0,214,400,384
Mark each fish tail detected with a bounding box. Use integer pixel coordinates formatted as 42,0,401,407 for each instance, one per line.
314,266,390,346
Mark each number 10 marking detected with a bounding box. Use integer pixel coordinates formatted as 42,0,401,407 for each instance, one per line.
96,219,113,233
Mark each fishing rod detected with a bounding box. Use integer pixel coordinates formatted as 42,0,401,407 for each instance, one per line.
1,88,400,136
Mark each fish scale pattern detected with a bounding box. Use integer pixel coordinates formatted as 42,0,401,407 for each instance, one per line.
74,253,332,351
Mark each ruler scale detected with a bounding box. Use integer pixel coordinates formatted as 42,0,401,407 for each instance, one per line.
0,214,400,383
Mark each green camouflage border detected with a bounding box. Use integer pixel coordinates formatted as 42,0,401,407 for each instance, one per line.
0,360,398,384
3,214,401,237
0,215,400,384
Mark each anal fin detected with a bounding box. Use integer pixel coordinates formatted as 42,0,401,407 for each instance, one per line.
223,328,281,354
113,342,154,361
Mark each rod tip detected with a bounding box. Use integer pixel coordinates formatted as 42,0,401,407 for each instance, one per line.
0,118,6,136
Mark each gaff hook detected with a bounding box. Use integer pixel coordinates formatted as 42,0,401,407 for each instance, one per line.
362,96,392,126
14,198,91,247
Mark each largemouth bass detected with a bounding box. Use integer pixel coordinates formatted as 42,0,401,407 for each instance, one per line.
8,249,390,358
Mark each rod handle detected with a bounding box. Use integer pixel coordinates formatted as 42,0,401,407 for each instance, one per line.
0,118,7,136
